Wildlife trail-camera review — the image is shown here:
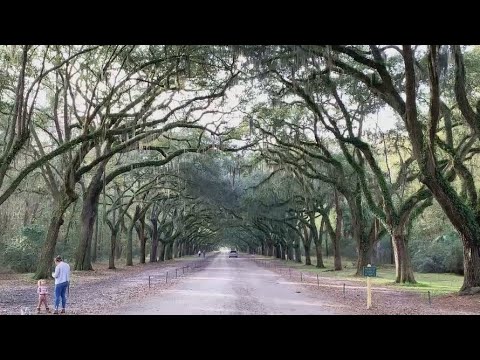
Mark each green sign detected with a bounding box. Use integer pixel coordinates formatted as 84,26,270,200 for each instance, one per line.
363,266,377,277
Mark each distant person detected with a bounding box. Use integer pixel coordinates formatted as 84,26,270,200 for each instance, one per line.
51,255,70,314
198,250,201,257
36,279,51,314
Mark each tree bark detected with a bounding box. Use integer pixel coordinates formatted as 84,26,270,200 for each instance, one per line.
460,239,480,294
345,193,372,276
357,238,374,275
165,242,173,260
315,242,324,268
74,157,108,271
287,244,294,260
390,237,395,264
267,241,273,257
92,205,99,263
150,218,158,263
34,194,74,279
109,229,117,269
294,240,302,263
158,241,165,262
136,214,147,264
172,239,178,258
75,195,97,270
126,222,134,266
275,244,281,259
315,218,325,268
302,226,312,266
333,189,343,270
391,230,416,283
115,235,122,260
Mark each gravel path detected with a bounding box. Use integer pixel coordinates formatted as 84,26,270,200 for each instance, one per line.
116,253,335,315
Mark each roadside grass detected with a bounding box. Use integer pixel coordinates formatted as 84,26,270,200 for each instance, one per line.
252,254,463,295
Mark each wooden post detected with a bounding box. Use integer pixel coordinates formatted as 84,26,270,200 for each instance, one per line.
149,275,151,289
317,274,319,287
366,264,372,309
367,276,372,309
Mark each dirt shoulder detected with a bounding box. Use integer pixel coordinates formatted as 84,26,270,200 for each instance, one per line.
0,255,212,315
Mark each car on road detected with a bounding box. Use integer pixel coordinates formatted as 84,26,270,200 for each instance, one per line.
228,250,238,258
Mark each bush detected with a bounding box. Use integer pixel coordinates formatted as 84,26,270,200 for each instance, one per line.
3,225,45,273
412,231,464,274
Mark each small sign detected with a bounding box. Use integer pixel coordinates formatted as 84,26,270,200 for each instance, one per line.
363,266,377,277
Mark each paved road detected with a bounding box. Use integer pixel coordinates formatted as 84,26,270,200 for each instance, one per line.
116,253,335,315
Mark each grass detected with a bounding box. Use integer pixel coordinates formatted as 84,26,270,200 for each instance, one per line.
254,254,464,296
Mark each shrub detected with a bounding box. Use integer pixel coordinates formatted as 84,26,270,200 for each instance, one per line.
412,231,463,274
4,225,45,273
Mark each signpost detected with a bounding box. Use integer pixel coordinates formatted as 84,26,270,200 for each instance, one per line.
363,264,377,309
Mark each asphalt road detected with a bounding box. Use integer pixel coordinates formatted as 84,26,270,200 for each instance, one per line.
116,253,335,315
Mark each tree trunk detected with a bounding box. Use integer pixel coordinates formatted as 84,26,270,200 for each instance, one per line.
63,201,77,244
325,232,328,257
173,239,179,258
115,235,122,260
275,244,281,258
267,241,273,257
150,218,158,263
261,243,266,256
109,230,117,269
34,195,74,279
287,244,294,261
356,238,374,275
294,240,302,263
165,242,173,260
315,242,324,268
75,195,96,270
179,242,184,257
315,218,325,268
302,227,312,266
158,241,165,262
137,215,147,264
74,158,106,271
354,212,382,275
126,223,134,266
460,239,480,294
390,237,395,264
333,188,343,271
391,230,416,283
345,192,372,276
92,206,99,263
333,233,342,271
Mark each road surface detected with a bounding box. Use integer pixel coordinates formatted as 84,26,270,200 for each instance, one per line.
116,253,335,315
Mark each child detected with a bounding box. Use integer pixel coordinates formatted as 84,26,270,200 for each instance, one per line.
36,280,51,314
